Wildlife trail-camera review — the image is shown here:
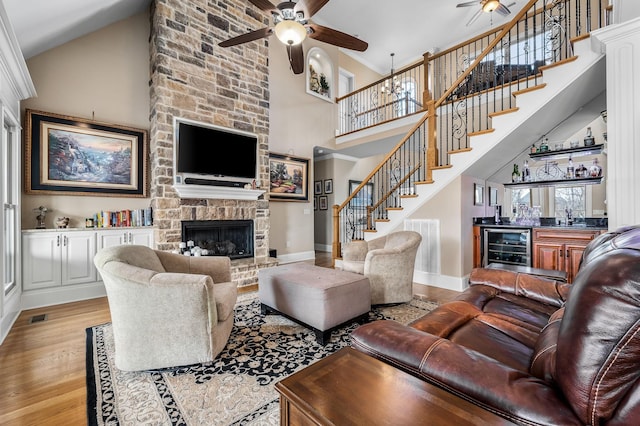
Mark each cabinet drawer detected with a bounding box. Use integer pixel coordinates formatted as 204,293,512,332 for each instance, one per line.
533,228,601,243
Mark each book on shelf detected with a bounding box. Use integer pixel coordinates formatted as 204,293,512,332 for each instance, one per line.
91,208,153,228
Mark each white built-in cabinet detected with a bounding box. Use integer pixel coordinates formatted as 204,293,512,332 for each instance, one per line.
21,227,153,309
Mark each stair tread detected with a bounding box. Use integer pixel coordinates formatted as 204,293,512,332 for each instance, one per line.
489,107,519,118
513,83,547,97
469,128,495,137
539,56,578,72
449,148,473,155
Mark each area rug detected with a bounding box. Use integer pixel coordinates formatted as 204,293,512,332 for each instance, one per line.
86,293,438,425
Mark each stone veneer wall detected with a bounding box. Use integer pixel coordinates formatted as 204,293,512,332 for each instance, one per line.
149,0,273,287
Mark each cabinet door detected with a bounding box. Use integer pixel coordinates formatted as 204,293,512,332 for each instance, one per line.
533,242,564,272
62,232,97,286
566,244,588,283
128,229,154,247
22,233,61,290
97,230,127,250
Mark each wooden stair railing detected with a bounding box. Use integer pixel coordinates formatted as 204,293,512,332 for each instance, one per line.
332,0,610,265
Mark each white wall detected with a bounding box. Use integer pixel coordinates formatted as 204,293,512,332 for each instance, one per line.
268,40,340,260
20,12,151,230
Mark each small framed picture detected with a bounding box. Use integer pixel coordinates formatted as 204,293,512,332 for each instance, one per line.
489,186,498,206
314,180,322,195
319,195,328,210
314,196,318,210
324,179,333,194
474,183,484,206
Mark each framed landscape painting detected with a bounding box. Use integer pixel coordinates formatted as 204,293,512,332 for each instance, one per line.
24,109,148,197
268,152,309,201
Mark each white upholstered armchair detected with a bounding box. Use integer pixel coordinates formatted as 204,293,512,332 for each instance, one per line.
94,245,237,371
341,231,422,305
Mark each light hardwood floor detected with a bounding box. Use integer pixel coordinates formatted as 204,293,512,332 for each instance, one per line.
0,252,459,425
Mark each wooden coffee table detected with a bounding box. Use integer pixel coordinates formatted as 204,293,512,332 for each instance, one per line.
275,347,515,425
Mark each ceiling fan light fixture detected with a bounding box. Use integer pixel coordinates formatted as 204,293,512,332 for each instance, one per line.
274,20,307,46
482,0,500,12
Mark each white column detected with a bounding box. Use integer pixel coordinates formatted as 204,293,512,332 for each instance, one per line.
592,18,640,229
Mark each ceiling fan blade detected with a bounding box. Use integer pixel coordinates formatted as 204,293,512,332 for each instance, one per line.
247,0,277,12
495,3,511,16
287,44,304,74
218,27,273,47
307,23,368,51
466,9,483,26
457,1,479,7
295,0,330,18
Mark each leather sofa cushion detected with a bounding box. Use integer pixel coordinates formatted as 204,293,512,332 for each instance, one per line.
408,284,562,372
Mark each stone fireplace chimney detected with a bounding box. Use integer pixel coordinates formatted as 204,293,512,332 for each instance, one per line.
148,0,273,287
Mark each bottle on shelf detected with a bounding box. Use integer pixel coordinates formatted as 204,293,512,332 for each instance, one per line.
584,127,595,146
589,158,602,177
512,164,520,182
539,136,549,152
522,160,531,182
575,163,587,178
566,156,575,179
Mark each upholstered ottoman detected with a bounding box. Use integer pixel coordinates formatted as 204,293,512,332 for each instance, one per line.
258,263,371,345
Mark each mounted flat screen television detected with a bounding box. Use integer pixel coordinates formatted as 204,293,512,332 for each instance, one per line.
174,118,258,184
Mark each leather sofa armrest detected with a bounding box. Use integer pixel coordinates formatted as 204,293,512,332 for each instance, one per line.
351,321,582,425
469,267,571,307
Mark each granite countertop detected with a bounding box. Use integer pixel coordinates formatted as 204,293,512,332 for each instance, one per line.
473,217,608,230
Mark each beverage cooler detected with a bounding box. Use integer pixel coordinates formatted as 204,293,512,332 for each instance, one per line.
483,228,531,267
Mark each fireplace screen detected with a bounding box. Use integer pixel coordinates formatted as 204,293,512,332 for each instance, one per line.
181,220,253,260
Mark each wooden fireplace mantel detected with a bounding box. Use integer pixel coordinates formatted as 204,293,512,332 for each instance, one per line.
173,184,265,200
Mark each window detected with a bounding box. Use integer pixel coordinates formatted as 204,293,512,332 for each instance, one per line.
3,122,17,296
510,188,531,215
554,186,586,219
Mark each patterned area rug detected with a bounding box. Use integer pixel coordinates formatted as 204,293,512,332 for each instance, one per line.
86,293,438,425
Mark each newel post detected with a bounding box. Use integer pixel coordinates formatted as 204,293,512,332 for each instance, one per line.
332,204,340,267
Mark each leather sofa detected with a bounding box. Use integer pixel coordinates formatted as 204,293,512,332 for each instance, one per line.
351,226,640,425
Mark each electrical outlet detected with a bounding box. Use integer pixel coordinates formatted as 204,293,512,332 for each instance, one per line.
286,241,291,248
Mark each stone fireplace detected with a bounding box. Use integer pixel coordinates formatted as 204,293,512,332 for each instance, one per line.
148,1,275,288
182,220,254,260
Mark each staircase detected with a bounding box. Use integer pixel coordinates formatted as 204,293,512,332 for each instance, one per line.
374,39,605,236
332,0,610,275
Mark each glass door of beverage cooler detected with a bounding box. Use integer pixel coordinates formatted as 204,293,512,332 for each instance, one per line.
483,228,531,267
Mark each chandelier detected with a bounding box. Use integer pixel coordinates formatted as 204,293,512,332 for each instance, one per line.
381,53,404,96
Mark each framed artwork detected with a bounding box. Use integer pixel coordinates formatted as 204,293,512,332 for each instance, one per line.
268,152,310,201
319,195,328,210
24,109,148,197
348,180,374,209
489,186,498,206
314,180,323,195
324,179,333,194
474,183,484,206
314,196,318,210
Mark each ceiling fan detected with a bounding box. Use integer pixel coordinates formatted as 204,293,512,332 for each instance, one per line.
218,0,368,74
457,0,515,26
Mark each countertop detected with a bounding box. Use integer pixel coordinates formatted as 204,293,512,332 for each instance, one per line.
473,217,608,231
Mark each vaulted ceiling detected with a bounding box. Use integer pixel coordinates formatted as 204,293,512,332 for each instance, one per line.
4,0,523,73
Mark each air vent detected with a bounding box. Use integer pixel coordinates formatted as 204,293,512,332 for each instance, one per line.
29,314,48,323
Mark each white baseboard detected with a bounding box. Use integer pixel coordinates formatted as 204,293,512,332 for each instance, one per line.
314,244,331,252
0,289,22,345
413,271,469,292
276,250,316,264
21,282,107,310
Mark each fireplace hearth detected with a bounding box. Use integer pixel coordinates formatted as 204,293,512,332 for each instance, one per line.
182,220,254,260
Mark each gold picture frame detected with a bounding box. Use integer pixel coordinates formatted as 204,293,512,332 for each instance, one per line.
24,109,148,197
268,152,310,201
